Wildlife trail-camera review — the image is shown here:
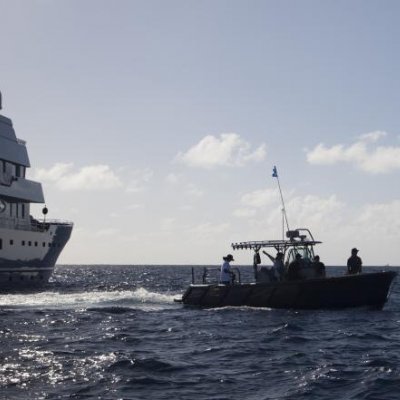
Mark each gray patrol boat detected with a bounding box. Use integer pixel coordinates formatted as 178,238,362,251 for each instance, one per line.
0,91,73,288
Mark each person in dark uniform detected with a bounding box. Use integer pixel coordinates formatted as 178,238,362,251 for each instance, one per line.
347,248,362,274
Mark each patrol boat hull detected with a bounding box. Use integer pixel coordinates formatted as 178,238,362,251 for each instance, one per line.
179,271,397,310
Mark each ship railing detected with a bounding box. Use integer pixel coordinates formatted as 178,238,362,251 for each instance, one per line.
31,218,74,231
191,266,241,285
35,219,74,226
0,216,73,232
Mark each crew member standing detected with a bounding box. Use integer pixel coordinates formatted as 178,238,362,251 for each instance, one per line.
347,248,362,274
220,254,235,284
263,251,285,281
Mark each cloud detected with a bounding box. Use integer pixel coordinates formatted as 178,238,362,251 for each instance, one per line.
306,131,400,173
126,203,143,210
233,208,257,218
175,133,266,168
160,217,176,231
33,163,123,191
95,228,120,237
240,188,279,208
285,194,345,227
189,222,230,237
358,131,387,143
235,187,345,236
165,172,203,196
184,183,203,197
165,173,180,184
356,200,400,235
125,168,154,193
32,163,73,181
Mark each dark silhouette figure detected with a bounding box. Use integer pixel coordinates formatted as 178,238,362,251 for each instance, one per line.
347,248,362,274
312,255,326,278
287,253,303,281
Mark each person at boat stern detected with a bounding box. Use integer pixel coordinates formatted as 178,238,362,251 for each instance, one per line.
347,248,362,274
220,254,235,284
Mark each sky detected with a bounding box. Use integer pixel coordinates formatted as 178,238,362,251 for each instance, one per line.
1,0,400,266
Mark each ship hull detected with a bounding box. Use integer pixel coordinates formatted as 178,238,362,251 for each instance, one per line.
179,271,397,310
0,222,72,289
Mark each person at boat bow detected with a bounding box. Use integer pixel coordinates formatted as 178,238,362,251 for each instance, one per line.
220,254,235,284
347,248,362,274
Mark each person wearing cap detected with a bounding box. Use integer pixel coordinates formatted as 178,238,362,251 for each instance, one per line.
220,254,235,284
347,248,362,274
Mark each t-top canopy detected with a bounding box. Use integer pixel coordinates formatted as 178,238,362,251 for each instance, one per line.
231,228,322,251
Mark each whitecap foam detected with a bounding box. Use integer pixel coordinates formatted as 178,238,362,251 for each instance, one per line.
0,288,179,311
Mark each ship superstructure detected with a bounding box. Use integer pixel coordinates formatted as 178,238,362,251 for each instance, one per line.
0,91,72,287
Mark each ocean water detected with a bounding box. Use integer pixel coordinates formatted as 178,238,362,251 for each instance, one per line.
0,265,399,400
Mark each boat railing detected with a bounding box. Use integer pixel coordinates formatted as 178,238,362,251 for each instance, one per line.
191,266,241,285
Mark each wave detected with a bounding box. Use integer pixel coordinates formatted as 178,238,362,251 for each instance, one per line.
0,287,179,311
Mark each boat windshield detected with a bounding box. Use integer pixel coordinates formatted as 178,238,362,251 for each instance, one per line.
286,245,315,265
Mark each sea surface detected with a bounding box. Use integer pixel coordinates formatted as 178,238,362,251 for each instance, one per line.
0,265,400,400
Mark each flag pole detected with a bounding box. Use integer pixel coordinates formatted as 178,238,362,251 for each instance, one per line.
272,166,290,233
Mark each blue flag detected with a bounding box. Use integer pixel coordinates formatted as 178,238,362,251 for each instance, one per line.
272,166,278,178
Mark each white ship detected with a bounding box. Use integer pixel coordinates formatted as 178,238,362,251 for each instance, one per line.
0,91,73,287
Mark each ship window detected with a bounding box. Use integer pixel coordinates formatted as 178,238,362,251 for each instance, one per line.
16,165,25,178
9,239,13,245
28,241,32,246
42,242,45,247
6,162,16,176
34,241,38,247
0,239,2,250
21,204,25,219
22,240,25,246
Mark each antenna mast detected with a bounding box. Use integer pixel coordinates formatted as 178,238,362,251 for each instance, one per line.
272,166,290,234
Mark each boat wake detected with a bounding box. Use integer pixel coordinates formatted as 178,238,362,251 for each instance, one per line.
0,287,179,311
